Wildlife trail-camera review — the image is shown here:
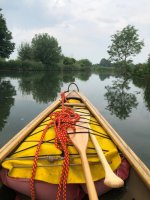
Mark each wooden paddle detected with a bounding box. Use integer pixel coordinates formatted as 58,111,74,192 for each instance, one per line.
78,107,124,188
74,92,124,188
68,117,98,200
90,134,124,188
71,103,124,188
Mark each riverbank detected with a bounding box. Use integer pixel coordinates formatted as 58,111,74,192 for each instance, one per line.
0,58,92,72
0,59,150,79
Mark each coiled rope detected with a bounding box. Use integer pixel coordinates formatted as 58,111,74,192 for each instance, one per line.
30,92,80,200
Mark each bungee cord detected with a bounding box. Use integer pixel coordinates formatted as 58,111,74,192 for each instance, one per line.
9,107,110,160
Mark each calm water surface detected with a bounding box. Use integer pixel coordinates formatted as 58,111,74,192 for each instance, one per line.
0,71,150,168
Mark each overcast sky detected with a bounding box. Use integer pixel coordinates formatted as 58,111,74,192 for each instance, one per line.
1,0,150,64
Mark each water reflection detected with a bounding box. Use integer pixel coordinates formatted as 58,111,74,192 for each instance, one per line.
132,76,150,111
18,71,92,103
0,79,16,130
99,73,112,81
104,78,138,119
19,71,62,103
98,71,116,81
62,70,92,82
75,71,92,81
144,83,150,111
62,71,76,83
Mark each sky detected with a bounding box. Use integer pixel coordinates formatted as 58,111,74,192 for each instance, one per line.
1,0,150,64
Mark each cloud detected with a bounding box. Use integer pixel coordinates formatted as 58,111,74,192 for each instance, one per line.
1,0,150,63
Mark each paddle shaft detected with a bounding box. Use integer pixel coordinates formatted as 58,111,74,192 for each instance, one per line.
68,135,98,200
80,150,99,200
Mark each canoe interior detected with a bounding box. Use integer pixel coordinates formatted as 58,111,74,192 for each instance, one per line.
1,167,150,200
0,90,150,200
100,168,150,200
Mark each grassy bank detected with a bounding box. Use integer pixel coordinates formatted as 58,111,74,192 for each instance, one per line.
0,59,46,71
0,59,92,72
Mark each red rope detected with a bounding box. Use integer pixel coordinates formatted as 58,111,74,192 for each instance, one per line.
30,119,53,200
30,92,80,200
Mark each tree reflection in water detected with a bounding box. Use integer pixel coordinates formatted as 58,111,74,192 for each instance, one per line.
19,71,62,103
0,80,16,130
19,71,92,104
105,78,138,119
144,82,150,111
132,76,150,112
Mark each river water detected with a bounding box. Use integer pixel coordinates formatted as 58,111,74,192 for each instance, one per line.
0,70,150,168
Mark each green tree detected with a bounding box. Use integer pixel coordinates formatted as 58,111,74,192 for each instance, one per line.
63,57,76,65
148,54,150,64
107,25,144,68
100,58,112,67
31,33,61,67
18,42,33,60
78,59,92,67
0,9,15,58
146,54,150,72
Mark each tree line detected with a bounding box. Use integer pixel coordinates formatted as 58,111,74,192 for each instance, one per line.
0,8,149,75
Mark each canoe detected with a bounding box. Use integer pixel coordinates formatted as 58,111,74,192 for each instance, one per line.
0,83,150,200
